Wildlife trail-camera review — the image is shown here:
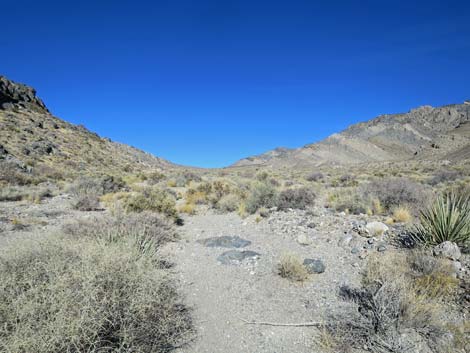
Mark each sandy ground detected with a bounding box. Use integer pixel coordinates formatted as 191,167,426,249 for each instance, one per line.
163,211,364,353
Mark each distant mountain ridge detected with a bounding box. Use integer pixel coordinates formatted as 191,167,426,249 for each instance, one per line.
0,75,173,178
232,102,470,168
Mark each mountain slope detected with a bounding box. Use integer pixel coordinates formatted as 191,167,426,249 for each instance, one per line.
0,76,172,178
233,102,470,168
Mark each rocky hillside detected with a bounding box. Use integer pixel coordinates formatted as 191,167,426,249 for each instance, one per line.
233,102,470,168
0,75,172,179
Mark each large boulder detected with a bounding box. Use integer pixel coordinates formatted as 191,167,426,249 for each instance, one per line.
365,221,389,237
433,241,461,261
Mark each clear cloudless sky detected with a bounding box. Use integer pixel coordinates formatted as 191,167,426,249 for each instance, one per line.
2,0,470,167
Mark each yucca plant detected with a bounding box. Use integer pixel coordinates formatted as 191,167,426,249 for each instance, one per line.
412,191,470,246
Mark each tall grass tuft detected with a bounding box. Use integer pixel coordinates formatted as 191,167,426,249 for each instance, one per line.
412,191,470,246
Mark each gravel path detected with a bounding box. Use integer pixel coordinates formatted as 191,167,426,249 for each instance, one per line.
164,210,363,353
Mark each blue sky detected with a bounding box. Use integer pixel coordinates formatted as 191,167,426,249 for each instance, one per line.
2,0,470,167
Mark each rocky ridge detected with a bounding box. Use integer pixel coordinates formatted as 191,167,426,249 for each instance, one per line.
233,103,470,168
0,75,173,177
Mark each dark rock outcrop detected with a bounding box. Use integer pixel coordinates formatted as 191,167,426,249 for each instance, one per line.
0,76,49,113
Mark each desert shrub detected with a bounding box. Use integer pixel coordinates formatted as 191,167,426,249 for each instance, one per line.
276,187,316,210
63,212,177,255
0,161,32,185
323,251,455,353
361,177,429,211
178,203,196,215
146,171,166,185
327,188,369,215
277,253,309,282
245,182,279,214
412,191,470,246
185,189,208,205
124,188,178,219
196,182,212,194
306,172,324,182
0,185,53,203
211,180,232,201
0,234,192,353
428,170,462,186
216,194,240,213
68,177,102,211
331,174,357,187
174,171,202,187
255,171,270,181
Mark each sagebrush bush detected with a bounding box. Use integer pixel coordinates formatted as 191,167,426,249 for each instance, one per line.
276,187,316,210
412,191,470,246
245,182,279,214
361,177,429,211
0,234,192,353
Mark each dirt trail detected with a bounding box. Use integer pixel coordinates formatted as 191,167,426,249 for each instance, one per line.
163,211,362,353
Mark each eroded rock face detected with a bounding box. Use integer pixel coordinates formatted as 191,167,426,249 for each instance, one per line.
0,76,49,113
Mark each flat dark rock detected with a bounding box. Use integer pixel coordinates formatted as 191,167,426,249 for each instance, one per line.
198,235,251,248
217,250,260,265
303,259,326,274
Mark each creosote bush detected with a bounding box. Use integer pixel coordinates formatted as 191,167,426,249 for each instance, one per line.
277,187,316,211
245,182,279,214
0,222,192,352
123,187,178,219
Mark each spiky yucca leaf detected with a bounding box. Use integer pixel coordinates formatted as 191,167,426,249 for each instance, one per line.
412,191,470,246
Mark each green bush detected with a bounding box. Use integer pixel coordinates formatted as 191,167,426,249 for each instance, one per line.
216,194,240,213
412,191,470,246
124,187,178,219
0,234,192,352
245,182,279,214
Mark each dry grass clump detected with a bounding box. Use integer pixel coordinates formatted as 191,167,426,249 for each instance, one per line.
392,206,413,223
277,187,316,211
0,229,192,352
327,188,369,215
178,202,196,215
412,191,470,247
323,250,461,353
277,253,309,282
63,212,177,255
